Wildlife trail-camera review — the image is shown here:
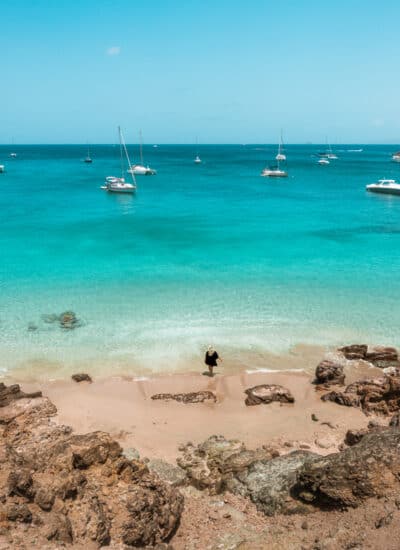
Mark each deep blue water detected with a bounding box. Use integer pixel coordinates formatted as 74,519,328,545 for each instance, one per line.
1,144,400,378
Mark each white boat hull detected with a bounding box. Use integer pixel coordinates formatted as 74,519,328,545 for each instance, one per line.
275,154,286,161
128,165,156,175
0,165,4,173
366,184,400,196
261,170,288,177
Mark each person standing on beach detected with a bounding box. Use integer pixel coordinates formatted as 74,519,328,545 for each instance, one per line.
204,345,222,376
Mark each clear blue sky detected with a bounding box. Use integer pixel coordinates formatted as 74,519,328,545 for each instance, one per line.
1,0,400,144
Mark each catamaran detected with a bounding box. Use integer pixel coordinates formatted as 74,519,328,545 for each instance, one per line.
128,131,156,175
101,127,137,194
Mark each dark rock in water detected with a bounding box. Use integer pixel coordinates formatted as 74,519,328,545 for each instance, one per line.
365,346,398,367
0,382,183,548
27,322,38,332
321,374,400,415
71,373,92,383
59,310,79,329
151,391,217,403
0,383,42,408
315,360,345,386
294,430,400,509
244,384,295,406
338,344,368,360
338,344,399,369
41,313,59,324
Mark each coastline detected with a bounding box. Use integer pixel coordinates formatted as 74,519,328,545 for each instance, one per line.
21,366,376,462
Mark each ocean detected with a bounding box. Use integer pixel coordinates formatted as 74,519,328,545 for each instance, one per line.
1,144,400,379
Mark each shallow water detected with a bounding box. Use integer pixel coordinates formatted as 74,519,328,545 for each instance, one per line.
1,144,400,379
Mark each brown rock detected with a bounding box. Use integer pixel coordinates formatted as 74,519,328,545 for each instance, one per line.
294,430,400,509
244,384,295,406
71,373,92,383
151,391,217,403
0,383,184,548
0,383,42,408
338,344,368,360
321,374,400,415
389,411,400,427
315,360,345,386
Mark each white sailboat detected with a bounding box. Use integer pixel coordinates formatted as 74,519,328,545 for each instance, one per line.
84,143,92,163
102,127,137,194
194,138,201,163
261,142,288,177
128,131,156,175
275,132,286,161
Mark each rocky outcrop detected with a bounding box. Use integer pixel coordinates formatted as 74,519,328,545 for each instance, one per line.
294,430,400,509
177,436,279,494
0,383,183,548
338,344,399,369
151,391,217,403
0,383,42,408
71,373,92,383
314,360,345,387
321,373,400,415
177,436,318,516
244,384,294,406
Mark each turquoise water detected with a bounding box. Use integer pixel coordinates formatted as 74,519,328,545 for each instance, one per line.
1,144,400,378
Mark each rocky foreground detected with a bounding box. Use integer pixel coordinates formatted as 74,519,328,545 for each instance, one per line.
2,344,400,549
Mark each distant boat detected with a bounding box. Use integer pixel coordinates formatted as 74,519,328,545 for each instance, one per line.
101,127,137,194
318,139,337,159
194,138,201,163
275,131,286,161
318,157,330,165
366,179,400,196
347,148,363,152
0,165,4,173
83,144,92,163
392,151,400,162
128,131,156,175
9,152,17,158
261,165,288,177
153,144,158,148
261,142,288,177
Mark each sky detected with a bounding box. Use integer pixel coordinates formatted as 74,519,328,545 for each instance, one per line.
1,0,400,144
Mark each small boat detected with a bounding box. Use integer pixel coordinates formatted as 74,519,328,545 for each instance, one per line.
261,166,288,177
261,141,288,177
194,138,201,163
391,151,400,162
318,157,330,165
347,148,363,152
127,131,156,175
0,165,5,173
84,144,93,163
275,131,286,161
102,127,137,194
366,179,400,196
9,152,17,158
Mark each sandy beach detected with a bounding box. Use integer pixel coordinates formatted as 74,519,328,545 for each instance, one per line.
22,364,377,462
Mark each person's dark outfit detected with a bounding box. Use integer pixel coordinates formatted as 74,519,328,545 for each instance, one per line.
205,351,219,367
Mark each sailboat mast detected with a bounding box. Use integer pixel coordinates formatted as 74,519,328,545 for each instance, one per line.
119,127,137,187
139,130,144,165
